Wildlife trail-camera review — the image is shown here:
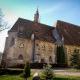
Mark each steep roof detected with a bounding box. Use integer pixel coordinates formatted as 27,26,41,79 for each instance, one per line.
9,18,55,43
56,20,80,46
9,18,80,46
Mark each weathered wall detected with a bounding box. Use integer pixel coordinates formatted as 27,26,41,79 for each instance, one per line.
34,40,56,63
4,33,80,67
6,37,56,66
2,32,17,67
6,37,33,66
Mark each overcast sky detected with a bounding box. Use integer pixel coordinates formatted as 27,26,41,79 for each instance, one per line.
0,0,80,52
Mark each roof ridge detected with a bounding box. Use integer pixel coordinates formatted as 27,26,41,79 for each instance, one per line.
57,20,80,28
18,18,54,28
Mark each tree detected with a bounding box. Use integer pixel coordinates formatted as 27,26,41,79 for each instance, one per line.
23,62,31,80
70,49,80,68
0,8,8,32
56,45,66,65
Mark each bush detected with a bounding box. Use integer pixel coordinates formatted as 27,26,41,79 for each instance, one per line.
56,45,67,65
22,62,31,80
70,49,80,69
40,64,55,80
0,68,23,75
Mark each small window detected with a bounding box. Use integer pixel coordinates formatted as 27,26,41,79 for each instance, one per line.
36,43,39,46
41,58,45,63
18,55,23,60
49,56,53,63
42,45,45,50
74,49,79,53
35,30,38,32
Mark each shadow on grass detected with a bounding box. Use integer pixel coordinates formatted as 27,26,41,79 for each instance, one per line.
54,77,69,80
53,77,80,80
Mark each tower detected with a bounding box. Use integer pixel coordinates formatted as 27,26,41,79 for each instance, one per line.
34,8,39,23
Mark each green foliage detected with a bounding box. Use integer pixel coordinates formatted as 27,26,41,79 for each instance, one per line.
0,75,80,80
0,68,23,75
23,62,31,79
40,64,54,80
70,49,80,69
56,45,66,65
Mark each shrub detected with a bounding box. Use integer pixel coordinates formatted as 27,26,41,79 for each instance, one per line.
23,62,31,80
0,68,23,75
40,64,55,80
70,49,80,69
56,45,67,65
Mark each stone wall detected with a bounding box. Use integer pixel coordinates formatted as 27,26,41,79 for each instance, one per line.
4,33,80,67
6,37,33,67
5,37,56,66
34,40,56,63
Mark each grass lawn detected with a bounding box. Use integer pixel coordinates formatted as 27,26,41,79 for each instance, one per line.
0,75,33,80
54,75,80,80
0,75,80,80
0,75,23,80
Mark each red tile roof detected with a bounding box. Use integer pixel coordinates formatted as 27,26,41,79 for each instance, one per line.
56,20,80,46
9,18,55,43
9,18,80,46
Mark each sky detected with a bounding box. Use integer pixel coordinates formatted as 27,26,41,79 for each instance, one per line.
0,0,80,52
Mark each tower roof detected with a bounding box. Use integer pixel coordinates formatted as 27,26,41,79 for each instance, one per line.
34,8,39,23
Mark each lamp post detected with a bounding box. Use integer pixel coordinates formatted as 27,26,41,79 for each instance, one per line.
31,33,35,63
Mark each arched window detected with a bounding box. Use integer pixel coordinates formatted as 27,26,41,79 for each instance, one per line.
18,54,23,60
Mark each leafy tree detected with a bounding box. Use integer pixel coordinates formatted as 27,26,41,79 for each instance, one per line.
41,64,54,80
23,62,31,80
56,45,66,65
70,49,80,68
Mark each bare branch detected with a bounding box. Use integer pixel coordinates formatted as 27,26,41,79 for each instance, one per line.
0,8,9,32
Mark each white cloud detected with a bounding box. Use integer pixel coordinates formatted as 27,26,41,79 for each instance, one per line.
4,9,18,26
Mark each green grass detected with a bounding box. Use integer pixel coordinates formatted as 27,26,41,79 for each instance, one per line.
0,75,32,80
0,75,34,80
54,75,80,80
0,75,23,80
0,75,80,80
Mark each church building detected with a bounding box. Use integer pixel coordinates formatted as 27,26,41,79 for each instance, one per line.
2,9,80,67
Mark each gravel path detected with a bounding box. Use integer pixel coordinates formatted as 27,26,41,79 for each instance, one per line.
32,69,80,77
54,71,80,76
